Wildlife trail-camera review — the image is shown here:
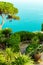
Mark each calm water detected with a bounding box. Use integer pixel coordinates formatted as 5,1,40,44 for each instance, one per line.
1,0,43,32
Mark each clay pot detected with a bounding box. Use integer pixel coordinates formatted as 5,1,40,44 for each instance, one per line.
34,53,41,61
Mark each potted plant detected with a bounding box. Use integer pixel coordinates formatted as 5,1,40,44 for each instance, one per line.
34,44,43,61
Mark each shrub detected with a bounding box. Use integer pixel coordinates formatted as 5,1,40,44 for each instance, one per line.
0,48,34,65
17,31,36,42
0,29,12,49
26,36,40,56
14,54,34,65
0,33,7,49
31,36,39,44
26,43,40,56
0,34,6,43
0,29,20,50
1,28,12,37
35,44,43,53
7,34,20,52
37,33,43,42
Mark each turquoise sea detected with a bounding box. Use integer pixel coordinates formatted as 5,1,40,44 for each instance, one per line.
1,0,43,32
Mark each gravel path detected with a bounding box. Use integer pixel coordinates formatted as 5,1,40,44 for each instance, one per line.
20,43,29,54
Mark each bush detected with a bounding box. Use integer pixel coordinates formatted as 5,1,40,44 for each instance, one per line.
0,29,20,50
26,36,40,56
31,36,39,44
13,32,43,43
0,48,34,65
0,29,12,49
1,28,12,37
7,34,20,52
14,54,34,65
35,44,43,53
12,45,20,52
37,33,43,42
0,34,6,43
26,43,40,56
17,31,36,42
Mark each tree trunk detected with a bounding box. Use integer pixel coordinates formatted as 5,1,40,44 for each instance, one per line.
0,15,5,30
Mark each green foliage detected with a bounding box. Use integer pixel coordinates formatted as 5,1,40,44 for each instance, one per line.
31,36,39,44
15,31,43,43
37,33,43,41
12,45,20,52
0,48,14,65
0,29,20,50
0,29,43,50
7,34,20,52
0,29,12,49
17,31,36,42
0,2,18,14
41,23,43,31
26,43,40,56
35,44,43,53
26,36,40,56
14,54,34,65
2,28,12,37
0,48,34,65
0,2,20,20
8,34,20,46
0,34,6,43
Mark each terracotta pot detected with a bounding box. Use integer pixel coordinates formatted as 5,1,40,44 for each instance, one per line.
34,53,41,61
